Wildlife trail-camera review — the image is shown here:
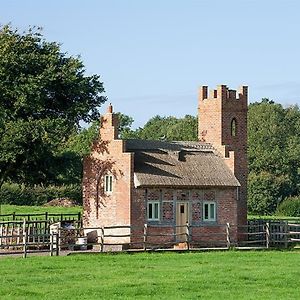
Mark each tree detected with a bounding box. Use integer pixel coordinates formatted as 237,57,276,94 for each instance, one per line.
0,25,107,186
122,115,198,141
248,100,300,214
117,113,134,138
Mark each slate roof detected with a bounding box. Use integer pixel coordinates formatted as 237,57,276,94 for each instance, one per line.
125,140,240,188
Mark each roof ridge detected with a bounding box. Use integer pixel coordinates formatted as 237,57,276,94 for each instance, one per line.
125,139,215,151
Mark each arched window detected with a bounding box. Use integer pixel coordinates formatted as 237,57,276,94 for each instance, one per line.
231,118,237,137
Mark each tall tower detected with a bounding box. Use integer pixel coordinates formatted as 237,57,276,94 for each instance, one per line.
198,84,248,226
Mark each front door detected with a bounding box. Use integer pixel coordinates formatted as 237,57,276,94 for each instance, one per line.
176,202,189,242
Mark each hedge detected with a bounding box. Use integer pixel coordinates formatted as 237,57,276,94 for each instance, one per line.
0,183,82,206
276,196,300,217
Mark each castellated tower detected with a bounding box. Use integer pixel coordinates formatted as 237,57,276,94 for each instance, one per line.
198,84,248,226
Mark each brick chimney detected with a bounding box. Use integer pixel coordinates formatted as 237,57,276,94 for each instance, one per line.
100,103,119,141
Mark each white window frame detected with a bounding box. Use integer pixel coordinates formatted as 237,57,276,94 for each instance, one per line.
203,201,216,222
147,201,160,221
104,175,113,193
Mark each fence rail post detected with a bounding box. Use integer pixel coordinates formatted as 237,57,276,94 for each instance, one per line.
50,233,54,256
22,219,28,258
100,227,104,252
284,221,288,248
266,222,270,248
186,223,190,250
0,224,2,246
226,223,231,249
55,232,59,256
143,224,148,251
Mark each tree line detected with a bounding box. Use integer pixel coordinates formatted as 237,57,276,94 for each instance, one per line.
0,25,299,216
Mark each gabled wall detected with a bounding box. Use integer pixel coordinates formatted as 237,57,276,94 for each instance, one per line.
83,105,134,233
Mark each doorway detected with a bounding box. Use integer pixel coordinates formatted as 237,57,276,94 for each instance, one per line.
176,202,189,242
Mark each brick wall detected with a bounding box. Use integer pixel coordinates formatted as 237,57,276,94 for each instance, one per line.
131,187,238,246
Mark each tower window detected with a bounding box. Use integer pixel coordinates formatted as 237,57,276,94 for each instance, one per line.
231,118,237,137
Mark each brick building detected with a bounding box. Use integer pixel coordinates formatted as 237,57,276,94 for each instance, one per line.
83,84,248,247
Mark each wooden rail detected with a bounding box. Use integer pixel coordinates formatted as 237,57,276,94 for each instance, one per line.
0,212,81,222
1,220,300,258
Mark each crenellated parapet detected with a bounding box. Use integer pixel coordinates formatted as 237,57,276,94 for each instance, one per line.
198,84,248,103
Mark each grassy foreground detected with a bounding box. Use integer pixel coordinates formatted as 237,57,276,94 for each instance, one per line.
0,204,82,215
0,251,299,299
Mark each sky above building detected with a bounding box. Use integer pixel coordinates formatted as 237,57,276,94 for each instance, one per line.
2,0,300,128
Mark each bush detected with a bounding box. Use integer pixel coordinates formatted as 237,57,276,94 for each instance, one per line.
248,172,281,215
276,196,300,217
0,183,82,206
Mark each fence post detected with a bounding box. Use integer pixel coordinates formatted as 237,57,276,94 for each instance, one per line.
12,212,16,221
50,233,54,256
284,221,289,248
55,232,59,256
186,223,190,251
100,227,104,252
266,222,270,248
226,223,231,249
143,224,148,251
22,219,28,258
0,224,2,246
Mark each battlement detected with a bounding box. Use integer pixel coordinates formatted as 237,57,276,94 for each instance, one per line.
199,85,248,102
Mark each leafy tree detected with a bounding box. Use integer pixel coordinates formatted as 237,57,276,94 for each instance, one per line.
117,113,134,138
248,100,300,214
0,24,106,186
276,196,300,217
123,115,198,141
248,172,284,215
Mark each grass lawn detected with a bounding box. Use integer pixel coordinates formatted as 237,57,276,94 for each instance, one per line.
0,251,299,299
0,204,82,215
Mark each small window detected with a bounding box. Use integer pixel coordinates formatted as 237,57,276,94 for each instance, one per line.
148,201,160,221
231,118,237,137
203,201,216,222
104,175,113,193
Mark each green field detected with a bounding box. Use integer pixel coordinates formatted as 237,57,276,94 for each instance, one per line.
0,204,82,215
0,251,299,299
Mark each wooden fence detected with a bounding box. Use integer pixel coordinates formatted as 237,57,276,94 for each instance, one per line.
1,219,300,258
0,212,81,222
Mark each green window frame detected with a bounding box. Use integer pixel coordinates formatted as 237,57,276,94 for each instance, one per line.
203,201,216,222
147,201,160,221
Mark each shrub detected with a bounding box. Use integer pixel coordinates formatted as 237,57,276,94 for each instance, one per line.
0,183,82,206
276,196,300,217
248,172,281,215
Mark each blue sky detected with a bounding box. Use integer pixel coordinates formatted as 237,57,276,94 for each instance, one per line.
2,0,300,127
